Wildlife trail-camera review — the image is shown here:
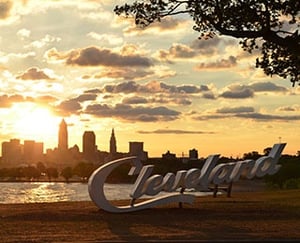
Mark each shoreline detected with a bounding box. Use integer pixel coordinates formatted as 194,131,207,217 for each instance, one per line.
1,189,300,242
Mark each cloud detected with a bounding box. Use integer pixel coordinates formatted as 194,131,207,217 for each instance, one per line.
73,94,97,102
85,103,181,122
87,32,123,46
17,28,31,40
157,43,197,61
122,95,192,106
216,106,255,114
124,16,187,36
137,129,215,134
34,95,58,104
220,84,254,99
249,82,288,92
193,108,300,122
122,96,148,105
84,88,101,94
156,36,238,63
0,1,12,19
25,34,61,49
277,105,300,112
94,67,154,80
0,94,55,108
16,67,52,80
235,112,300,121
0,94,21,108
102,80,210,95
56,99,82,115
219,81,288,99
46,46,153,67
196,56,237,70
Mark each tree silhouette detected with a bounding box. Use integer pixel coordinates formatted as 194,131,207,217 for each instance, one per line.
61,166,73,182
115,0,300,86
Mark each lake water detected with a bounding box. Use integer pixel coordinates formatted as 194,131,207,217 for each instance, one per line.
0,182,210,204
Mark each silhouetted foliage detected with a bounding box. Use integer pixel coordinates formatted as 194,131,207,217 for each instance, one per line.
243,151,261,160
22,166,40,180
61,166,73,182
46,167,59,182
36,162,46,174
115,0,300,86
73,162,96,181
265,155,300,189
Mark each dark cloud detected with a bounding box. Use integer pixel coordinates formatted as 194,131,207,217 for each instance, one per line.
196,56,237,70
137,129,215,134
122,95,192,106
73,94,97,102
190,37,221,55
216,106,255,114
193,110,300,122
157,37,237,62
0,1,12,19
219,81,287,99
249,82,288,92
85,103,180,122
84,88,101,94
151,17,182,30
167,44,197,58
55,94,97,115
47,46,153,67
202,92,216,99
104,81,139,93
220,85,254,99
102,80,211,95
94,68,154,80
190,36,237,55
56,99,82,115
235,112,300,121
16,67,52,80
122,96,148,104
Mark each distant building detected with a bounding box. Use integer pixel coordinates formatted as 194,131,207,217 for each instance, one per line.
82,131,96,162
24,140,43,164
1,139,43,167
58,119,68,151
162,150,176,160
129,141,148,161
109,129,117,155
1,139,22,167
189,148,198,160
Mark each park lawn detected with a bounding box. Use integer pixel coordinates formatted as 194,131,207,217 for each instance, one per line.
0,190,300,242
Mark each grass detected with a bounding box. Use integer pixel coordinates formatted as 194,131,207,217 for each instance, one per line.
1,190,300,242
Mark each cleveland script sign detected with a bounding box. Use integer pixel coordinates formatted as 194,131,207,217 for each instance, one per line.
88,143,286,213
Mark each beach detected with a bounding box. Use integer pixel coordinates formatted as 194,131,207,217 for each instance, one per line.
1,187,300,242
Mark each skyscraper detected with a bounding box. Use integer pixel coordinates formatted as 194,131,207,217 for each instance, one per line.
83,131,96,162
110,128,117,155
58,119,68,151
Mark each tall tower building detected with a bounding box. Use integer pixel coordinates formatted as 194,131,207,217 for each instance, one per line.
110,128,117,155
58,119,68,150
83,131,96,162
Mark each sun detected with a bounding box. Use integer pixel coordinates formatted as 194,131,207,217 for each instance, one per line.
11,103,60,145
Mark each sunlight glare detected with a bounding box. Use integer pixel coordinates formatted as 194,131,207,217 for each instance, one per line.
12,103,59,144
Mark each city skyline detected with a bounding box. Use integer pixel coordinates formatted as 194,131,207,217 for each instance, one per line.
0,1,299,158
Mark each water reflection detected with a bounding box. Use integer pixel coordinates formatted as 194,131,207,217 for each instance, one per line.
0,182,89,204
0,182,210,204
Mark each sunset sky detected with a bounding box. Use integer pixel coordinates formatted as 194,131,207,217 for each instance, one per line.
0,0,299,158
